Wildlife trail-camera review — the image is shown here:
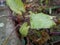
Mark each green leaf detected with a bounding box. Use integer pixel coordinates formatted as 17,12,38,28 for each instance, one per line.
30,13,56,29
6,0,26,15
19,22,30,37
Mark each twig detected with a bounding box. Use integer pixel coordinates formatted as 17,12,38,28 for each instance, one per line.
0,15,8,18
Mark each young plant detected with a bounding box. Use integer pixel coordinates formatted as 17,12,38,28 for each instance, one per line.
5,0,57,45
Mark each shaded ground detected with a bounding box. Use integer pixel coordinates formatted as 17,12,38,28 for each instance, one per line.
0,7,23,45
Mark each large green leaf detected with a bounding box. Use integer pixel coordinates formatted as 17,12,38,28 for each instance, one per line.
6,0,26,15
19,22,30,37
30,13,56,29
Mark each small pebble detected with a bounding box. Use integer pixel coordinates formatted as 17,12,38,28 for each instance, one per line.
0,23,4,27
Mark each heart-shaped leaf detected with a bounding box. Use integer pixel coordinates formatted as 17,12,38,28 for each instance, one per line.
30,13,56,29
6,0,26,15
19,22,30,37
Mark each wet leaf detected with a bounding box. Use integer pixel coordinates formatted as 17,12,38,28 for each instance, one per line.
19,22,30,37
36,30,50,45
6,0,26,15
30,13,56,29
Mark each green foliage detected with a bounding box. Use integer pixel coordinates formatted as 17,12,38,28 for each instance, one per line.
19,22,30,37
45,0,49,5
51,36,60,42
6,0,26,15
30,13,56,29
39,0,44,5
40,0,49,5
